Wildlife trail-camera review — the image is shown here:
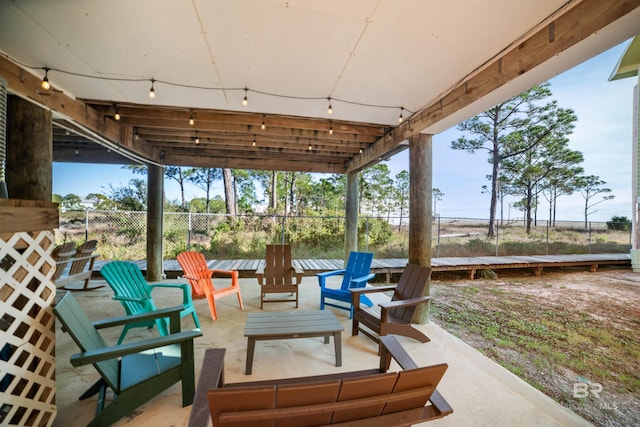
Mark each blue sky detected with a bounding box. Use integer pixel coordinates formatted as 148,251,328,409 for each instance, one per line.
53,40,637,222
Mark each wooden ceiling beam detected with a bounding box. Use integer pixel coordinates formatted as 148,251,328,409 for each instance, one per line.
163,152,345,173
91,103,387,136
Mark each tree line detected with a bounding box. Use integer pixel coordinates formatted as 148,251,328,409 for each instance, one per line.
55,83,617,234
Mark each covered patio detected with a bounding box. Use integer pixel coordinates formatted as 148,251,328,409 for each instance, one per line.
54,276,592,426
2,1,640,426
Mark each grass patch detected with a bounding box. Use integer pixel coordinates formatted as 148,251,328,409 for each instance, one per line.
430,277,640,427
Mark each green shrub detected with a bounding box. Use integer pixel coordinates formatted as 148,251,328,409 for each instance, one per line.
607,216,631,232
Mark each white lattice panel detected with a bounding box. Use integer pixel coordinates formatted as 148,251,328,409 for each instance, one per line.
0,230,56,427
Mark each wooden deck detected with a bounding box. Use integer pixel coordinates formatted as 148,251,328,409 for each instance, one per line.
93,253,631,282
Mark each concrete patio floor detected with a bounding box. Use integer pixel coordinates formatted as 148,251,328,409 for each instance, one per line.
52,276,593,427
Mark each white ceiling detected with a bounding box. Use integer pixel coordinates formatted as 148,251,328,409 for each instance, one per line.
2,0,622,128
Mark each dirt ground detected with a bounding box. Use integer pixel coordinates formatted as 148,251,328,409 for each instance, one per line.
429,267,640,427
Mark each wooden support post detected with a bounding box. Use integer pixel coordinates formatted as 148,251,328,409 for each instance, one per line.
344,170,358,263
6,95,52,201
147,164,164,281
409,133,432,323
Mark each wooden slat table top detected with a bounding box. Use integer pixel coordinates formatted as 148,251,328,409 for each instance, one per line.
244,310,343,338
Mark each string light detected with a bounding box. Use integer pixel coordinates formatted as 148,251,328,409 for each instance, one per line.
41,67,51,90
360,147,363,154
252,135,256,146
329,121,333,135
149,79,156,99
194,131,199,144
189,113,194,126
21,61,413,123
261,116,266,130
308,142,313,150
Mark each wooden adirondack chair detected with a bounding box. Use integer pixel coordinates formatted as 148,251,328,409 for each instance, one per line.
317,251,375,318
176,251,244,320
350,263,433,344
100,261,200,344
52,241,76,284
60,239,102,291
54,291,202,427
255,244,303,308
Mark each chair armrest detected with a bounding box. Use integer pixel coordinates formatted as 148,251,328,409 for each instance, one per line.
70,329,203,367
379,295,431,310
93,305,184,330
379,296,432,324
149,282,192,304
112,295,147,304
379,335,419,371
293,266,304,284
317,269,345,279
210,269,237,278
349,273,375,287
188,348,226,427
255,268,264,285
429,390,453,416
350,285,396,295
181,274,199,281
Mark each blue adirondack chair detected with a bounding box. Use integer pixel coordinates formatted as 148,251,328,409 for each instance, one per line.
317,251,375,318
101,261,200,344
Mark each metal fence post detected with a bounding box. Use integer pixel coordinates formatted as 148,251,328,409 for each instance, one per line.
546,220,549,255
365,216,370,252
436,215,441,258
85,209,89,242
187,211,192,250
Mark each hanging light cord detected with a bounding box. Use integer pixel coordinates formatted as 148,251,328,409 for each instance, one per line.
6,54,415,117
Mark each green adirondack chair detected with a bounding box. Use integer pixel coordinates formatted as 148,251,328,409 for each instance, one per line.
53,291,202,427
101,261,200,344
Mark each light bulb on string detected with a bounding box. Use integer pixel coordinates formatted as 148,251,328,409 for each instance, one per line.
41,67,51,90
329,122,333,135
189,115,194,126
261,116,266,130
252,135,256,147
113,104,120,121
398,107,404,123
242,88,248,106
149,79,156,98
327,97,333,115
194,131,200,144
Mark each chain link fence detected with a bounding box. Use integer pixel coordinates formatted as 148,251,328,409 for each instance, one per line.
56,210,632,260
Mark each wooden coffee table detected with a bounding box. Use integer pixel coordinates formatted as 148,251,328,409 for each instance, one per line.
244,310,344,374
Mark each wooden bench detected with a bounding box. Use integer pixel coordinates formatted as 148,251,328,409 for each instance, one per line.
53,240,102,290
188,335,452,427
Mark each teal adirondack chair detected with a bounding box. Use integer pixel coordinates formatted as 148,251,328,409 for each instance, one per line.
101,261,200,344
317,251,375,318
54,291,202,427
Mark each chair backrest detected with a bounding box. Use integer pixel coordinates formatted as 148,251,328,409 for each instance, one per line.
340,252,373,290
263,244,294,286
176,251,209,297
391,263,432,322
100,261,156,315
53,292,119,391
52,242,76,281
206,364,447,425
68,239,97,275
